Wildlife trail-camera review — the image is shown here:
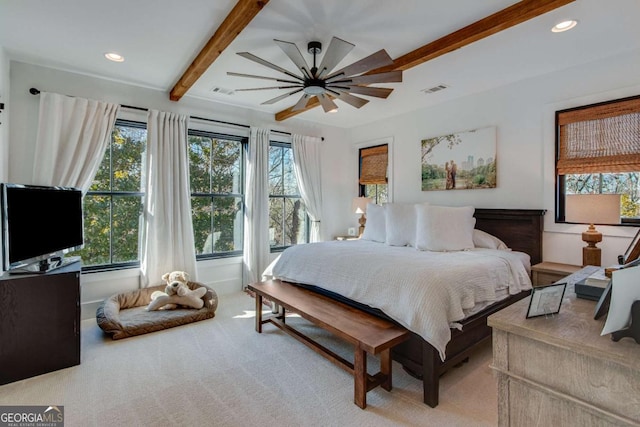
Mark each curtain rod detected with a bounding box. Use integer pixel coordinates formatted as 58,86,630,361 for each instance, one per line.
29,87,323,140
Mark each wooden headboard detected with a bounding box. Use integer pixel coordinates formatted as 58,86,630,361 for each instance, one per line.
474,209,545,266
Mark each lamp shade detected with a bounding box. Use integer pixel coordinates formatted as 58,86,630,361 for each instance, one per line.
565,194,621,225
352,197,372,214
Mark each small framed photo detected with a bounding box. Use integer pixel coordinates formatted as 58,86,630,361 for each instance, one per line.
526,282,567,319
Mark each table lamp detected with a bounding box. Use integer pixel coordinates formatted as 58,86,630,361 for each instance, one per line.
565,194,621,266
352,196,372,236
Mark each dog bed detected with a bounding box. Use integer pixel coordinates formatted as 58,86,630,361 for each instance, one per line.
96,282,218,340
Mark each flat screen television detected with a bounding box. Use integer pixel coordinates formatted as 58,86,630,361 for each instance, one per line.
1,183,83,273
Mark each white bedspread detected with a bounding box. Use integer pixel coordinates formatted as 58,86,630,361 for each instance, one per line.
263,240,532,360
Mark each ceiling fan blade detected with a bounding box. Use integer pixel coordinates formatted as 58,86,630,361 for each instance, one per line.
292,93,312,111
317,93,338,113
237,52,303,81
341,86,394,98
326,49,394,79
342,70,403,85
317,36,355,77
227,72,300,85
274,39,312,79
328,90,369,109
261,88,304,105
235,85,301,91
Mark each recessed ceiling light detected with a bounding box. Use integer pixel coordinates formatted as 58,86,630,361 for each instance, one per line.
104,52,124,62
328,108,338,113
551,20,578,33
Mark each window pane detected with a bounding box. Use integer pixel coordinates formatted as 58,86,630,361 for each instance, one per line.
377,184,389,204
212,140,242,194
111,195,143,263
269,145,283,195
283,147,297,195
91,137,111,192
192,196,213,255
112,126,146,192
565,172,640,219
189,136,212,194
364,184,388,205
284,198,307,245
189,132,245,257
213,196,243,252
269,198,284,247
73,195,111,265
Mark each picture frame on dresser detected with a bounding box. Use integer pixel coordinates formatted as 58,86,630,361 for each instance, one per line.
621,228,640,264
594,280,613,320
526,282,567,318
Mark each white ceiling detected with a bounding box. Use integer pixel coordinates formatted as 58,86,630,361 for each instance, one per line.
1,0,640,128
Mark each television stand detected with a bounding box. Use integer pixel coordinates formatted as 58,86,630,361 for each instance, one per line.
9,255,81,275
0,261,81,384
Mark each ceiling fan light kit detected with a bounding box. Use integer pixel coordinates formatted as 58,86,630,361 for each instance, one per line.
229,36,402,113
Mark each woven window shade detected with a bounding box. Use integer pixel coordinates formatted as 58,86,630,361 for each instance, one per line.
359,145,388,185
557,96,640,175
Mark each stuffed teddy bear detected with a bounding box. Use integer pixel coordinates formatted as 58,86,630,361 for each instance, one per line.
146,271,207,311
163,271,190,296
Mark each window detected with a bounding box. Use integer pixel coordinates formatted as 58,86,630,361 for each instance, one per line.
556,95,640,224
188,130,246,258
73,119,147,269
359,144,388,204
269,142,308,250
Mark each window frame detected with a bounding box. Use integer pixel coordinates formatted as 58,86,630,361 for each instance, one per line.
80,118,147,272
555,95,640,225
268,141,309,252
188,129,247,260
358,143,389,204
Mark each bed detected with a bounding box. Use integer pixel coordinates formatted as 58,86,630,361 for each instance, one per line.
263,207,545,407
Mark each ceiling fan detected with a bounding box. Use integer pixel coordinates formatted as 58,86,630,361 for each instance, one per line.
227,37,402,113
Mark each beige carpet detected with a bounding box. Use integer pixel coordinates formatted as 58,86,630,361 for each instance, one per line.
0,291,498,426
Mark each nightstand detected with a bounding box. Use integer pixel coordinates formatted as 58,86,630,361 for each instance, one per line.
335,235,359,241
531,262,582,286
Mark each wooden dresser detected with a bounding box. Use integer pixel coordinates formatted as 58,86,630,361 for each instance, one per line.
488,289,640,426
0,262,81,384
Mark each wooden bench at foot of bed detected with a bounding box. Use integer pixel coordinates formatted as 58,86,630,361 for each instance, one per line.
248,279,409,409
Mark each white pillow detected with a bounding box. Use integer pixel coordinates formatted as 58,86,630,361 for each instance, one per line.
473,229,509,250
385,203,420,247
415,205,476,251
360,203,386,243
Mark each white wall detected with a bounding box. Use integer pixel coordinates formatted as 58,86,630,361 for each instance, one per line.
8,47,640,318
344,48,640,267
7,61,349,318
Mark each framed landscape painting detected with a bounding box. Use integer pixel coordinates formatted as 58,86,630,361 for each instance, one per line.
421,126,497,191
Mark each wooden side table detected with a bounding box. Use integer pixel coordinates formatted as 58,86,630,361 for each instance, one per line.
531,262,582,286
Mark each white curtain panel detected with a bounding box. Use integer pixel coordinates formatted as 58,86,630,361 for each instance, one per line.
243,127,270,285
32,92,119,191
292,134,324,242
140,110,197,287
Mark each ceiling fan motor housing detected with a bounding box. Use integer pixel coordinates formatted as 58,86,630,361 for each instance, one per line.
307,41,322,55
303,78,326,95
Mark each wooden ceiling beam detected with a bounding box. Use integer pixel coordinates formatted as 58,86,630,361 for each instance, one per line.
170,0,269,102
275,0,575,121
